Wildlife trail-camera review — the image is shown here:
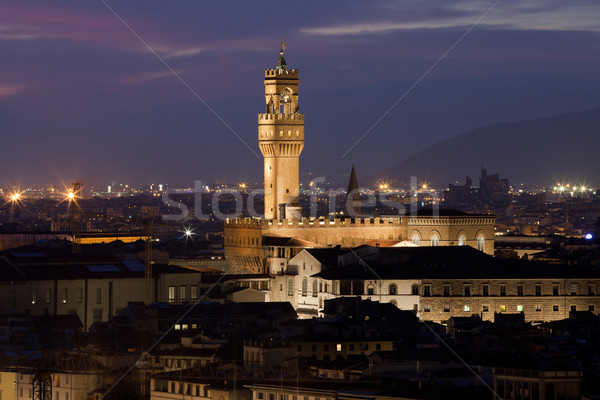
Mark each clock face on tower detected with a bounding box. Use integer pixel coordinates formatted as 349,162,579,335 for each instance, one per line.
280,92,291,103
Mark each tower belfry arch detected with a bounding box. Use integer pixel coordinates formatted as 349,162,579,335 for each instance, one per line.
258,46,304,220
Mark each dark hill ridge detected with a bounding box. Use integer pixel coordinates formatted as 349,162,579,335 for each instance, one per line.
380,108,600,186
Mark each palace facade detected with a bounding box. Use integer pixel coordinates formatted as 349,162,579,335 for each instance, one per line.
224,49,495,274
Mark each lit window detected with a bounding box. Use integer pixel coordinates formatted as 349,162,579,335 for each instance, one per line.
168,286,175,303
424,306,431,312
477,234,485,251
464,305,470,312
535,305,542,312
458,234,466,246
288,278,294,296
62,288,68,304
443,306,450,312
482,305,489,312
500,305,506,312
31,289,37,305
517,305,523,312
179,285,186,302
412,233,420,245
431,234,439,246
336,343,342,352
302,277,308,296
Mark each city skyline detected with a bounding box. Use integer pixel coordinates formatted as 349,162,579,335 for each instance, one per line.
1,1,599,186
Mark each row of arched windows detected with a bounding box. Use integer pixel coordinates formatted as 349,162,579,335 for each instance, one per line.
410,231,486,251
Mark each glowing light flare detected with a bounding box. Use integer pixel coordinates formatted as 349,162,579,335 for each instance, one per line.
585,233,593,240
181,226,196,242
11,192,21,202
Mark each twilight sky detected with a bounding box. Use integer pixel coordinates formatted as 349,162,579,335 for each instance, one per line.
1,0,599,187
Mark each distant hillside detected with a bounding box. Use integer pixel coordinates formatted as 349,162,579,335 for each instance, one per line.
379,108,600,186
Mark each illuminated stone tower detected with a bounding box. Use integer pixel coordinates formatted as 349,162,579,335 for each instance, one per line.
258,46,304,220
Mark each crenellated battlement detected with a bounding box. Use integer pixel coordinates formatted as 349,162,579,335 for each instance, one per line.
258,113,304,123
225,217,268,228
225,215,495,230
265,69,298,78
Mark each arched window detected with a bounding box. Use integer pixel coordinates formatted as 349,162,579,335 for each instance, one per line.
288,278,294,296
458,234,466,246
477,234,485,251
431,233,440,247
312,280,318,297
412,233,420,246
302,277,308,296
389,284,398,295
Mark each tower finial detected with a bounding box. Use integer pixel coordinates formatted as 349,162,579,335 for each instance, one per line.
276,40,288,71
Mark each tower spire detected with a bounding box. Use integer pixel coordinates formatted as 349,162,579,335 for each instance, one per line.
346,164,361,216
